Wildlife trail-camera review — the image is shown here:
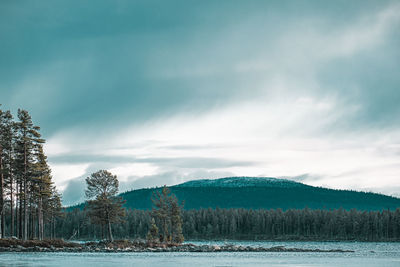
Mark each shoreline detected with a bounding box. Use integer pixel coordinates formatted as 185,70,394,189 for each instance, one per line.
0,239,354,253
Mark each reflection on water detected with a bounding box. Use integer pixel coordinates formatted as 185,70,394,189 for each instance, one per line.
1,241,399,267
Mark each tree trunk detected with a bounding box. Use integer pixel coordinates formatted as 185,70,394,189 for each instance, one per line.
16,181,19,238
30,204,35,240
19,178,23,239
53,216,55,239
23,177,27,240
10,159,14,237
107,213,113,242
23,143,28,240
38,196,43,240
50,215,53,240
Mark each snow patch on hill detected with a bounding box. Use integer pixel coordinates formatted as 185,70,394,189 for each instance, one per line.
176,177,306,188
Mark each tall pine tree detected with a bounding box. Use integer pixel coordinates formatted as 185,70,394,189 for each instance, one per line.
15,109,44,240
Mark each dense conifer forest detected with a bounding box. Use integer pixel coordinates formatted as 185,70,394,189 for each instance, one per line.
58,207,400,241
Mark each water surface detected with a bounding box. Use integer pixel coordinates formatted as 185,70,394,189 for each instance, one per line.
1,241,399,266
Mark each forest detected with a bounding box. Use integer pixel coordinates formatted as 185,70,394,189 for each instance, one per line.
0,107,62,240
117,183,400,211
58,207,400,242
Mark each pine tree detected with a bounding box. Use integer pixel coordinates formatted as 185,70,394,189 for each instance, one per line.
169,194,184,243
151,186,171,243
146,217,159,243
85,170,125,241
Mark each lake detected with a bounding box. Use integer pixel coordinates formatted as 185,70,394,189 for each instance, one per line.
1,241,399,266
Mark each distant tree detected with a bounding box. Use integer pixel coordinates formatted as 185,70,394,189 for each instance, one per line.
151,186,184,244
85,170,125,241
170,193,184,243
151,186,170,242
146,217,159,243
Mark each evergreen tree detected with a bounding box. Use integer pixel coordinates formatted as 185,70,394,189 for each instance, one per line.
151,186,172,243
31,145,53,240
169,194,184,243
14,109,44,240
85,170,125,241
151,186,184,244
146,217,159,243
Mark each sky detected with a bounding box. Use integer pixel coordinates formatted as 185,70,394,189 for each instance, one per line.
1,0,400,206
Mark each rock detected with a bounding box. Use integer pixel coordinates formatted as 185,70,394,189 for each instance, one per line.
212,245,221,251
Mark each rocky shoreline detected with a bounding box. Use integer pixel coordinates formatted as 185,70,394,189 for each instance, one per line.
0,239,354,253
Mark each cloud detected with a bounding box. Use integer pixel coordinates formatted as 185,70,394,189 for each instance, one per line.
61,177,86,207
2,1,400,205
120,169,235,192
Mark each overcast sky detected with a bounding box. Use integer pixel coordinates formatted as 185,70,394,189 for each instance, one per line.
1,0,400,206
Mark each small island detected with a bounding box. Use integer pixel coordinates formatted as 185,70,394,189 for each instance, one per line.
0,238,354,253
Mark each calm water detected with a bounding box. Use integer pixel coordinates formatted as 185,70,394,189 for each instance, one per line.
0,241,399,266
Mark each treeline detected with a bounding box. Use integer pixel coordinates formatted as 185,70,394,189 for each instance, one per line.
0,107,62,240
57,207,400,241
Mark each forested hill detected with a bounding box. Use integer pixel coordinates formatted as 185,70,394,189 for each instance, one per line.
74,177,400,211
118,177,400,211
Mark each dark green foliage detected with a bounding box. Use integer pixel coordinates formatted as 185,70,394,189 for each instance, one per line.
151,186,171,242
64,178,400,242
116,179,400,211
56,207,400,241
170,194,184,243
146,218,159,243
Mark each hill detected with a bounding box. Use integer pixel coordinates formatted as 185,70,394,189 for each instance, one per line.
69,177,400,211
117,177,400,211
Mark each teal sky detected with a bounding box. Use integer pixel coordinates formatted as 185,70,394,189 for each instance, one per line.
1,0,400,205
